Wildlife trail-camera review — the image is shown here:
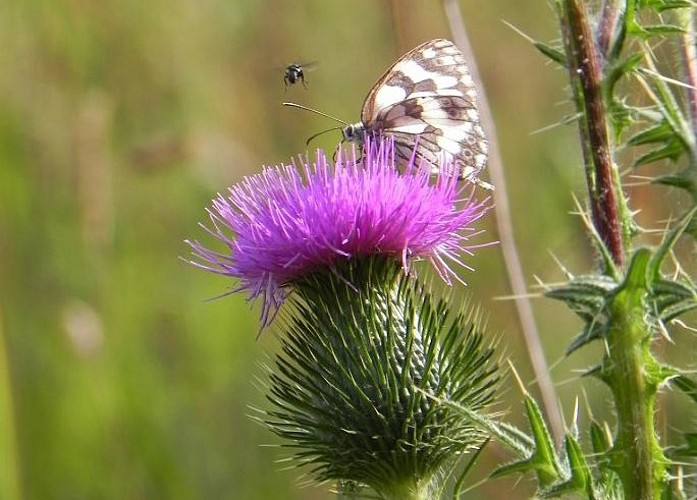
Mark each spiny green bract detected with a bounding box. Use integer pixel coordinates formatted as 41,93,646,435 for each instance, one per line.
259,257,499,498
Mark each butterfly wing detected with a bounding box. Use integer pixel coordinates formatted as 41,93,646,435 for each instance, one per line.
361,39,488,181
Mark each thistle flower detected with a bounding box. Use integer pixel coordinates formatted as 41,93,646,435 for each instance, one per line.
186,136,500,497
186,136,491,325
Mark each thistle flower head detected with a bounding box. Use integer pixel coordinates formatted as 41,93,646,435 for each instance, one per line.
186,137,491,325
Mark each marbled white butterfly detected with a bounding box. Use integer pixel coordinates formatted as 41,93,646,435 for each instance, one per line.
342,39,488,182
284,39,488,183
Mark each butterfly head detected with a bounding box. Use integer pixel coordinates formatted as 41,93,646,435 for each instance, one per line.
341,122,365,144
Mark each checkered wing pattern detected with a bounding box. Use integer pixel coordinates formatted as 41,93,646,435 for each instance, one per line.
355,39,488,182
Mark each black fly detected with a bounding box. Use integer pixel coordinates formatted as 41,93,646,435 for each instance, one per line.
283,62,316,91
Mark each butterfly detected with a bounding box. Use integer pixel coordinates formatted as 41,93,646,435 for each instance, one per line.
283,62,317,90
284,39,488,184
344,39,488,182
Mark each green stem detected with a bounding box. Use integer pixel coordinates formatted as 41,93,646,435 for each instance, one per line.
602,251,666,499
381,477,438,500
677,8,697,155
675,6,697,205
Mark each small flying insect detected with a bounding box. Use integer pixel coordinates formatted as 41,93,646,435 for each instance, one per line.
283,62,317,91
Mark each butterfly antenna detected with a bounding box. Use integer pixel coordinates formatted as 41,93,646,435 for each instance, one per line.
282,102,348,125
304,126,343,146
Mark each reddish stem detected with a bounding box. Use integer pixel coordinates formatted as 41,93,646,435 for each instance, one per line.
565,0,625,267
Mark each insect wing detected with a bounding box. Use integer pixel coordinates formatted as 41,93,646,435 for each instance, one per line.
361,39,488,181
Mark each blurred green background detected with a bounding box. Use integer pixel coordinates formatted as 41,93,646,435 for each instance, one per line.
1,1,694,498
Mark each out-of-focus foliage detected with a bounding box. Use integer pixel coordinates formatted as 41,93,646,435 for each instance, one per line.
0,0,692,498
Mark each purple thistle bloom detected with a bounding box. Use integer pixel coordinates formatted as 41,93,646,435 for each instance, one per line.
185,137,491,325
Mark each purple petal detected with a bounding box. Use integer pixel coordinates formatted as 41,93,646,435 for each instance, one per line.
185,136,492,326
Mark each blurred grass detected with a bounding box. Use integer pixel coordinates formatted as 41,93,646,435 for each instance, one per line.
0,0,691,498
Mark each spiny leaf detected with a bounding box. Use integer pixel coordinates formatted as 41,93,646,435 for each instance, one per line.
491,395,563,487
633,141,685,167
546,276,616,300
546,275,617,352
628,121,676,147
608,99,634,139
636,0,679,7
440,397,533,457
588,422,624,498
618,248,651,292
540,435,592,497
566,324,609,355
453,438,490,497
650,278,697,322
648,206,697,279
642,0,695,10
534,41,566,66
605,53,643,95
654,171,697,194
638,24,686,37
589,421,611,455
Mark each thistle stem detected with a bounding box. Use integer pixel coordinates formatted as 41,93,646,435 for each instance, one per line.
603,251,666,499
560,0,626,268
559,1,667,497
605,325,660,499
596,0,624,59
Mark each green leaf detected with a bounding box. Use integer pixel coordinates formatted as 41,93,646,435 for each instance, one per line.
566,324,609,355
546,275,618,352
648,206,697,278
627,121,676,147
588,422,624,498
619,248,651,292
534,41,567,66
606,53,643,95
541,435,592,497
639,24,686,36
642,0,695,10
442,398,533,456
653,171,697,196
609,100,634,139
491,395,563,487
546,276,616,302
649,277,697,322
589,421,611,455
633,142,685,167
637,0,686,7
